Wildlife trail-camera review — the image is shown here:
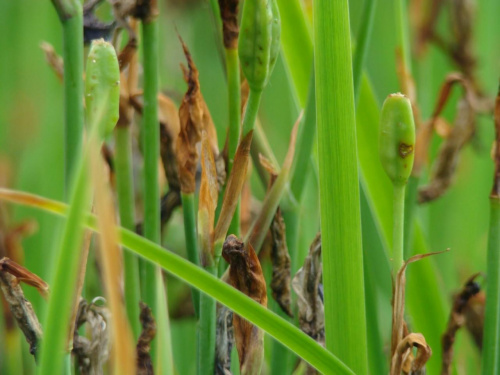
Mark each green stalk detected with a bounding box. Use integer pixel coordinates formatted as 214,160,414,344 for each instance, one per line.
392,184,405,273
242,89,263,137
226,47,241,237
352,0,377,105
313,0,368,372
482,197,500,374
0,189,354,375
50,0,84,193
403,175,419,259
115,126,141,338
395,0,411,75
197,265,217,375
181,192,200,318
38,146,92,375
141,17,160,313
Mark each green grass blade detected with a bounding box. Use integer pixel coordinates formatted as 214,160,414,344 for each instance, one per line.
313,1,368,372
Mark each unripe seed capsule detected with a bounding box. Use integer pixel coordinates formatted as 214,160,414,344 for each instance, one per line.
85,39,120,138
379,93,415,186
238,0,273,91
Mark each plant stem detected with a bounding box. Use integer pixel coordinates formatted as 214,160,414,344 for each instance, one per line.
403,175,419,259
141,17,160,313
181,192,201,318
482,197,500,374
313,0,368,373
197,265,217,375
393,184,406,273
115,126,141,339
62,14,84,193
395,0,411,75
226,47,241,238
352,0,377,105
242,89,263,136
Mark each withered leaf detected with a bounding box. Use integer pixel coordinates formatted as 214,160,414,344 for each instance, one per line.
223,235,267,375
215,304,234,375
391,250,447,375
137,302,157,375
73,298,110,375
214,131,253,243
40,42,64,82
218,0,240,49
292,233,324,345
269,208,292,317
176,37,220,193
464,289,485,350
441,273,482,375
391,333,432,375
199,131,219,266
0,260,43,359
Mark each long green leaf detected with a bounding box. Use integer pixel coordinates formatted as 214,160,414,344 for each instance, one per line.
313,1,368,373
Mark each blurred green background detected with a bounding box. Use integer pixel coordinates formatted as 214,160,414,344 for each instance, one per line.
1,0,500,373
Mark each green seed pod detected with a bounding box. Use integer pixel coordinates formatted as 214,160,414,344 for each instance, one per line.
238,0,273,91
379,93,415,186
85,39,120,138
268,0,281,77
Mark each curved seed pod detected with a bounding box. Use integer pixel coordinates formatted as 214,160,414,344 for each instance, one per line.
379,93,415,186
238,0,273,91
268,0,281,77
85,39,120,138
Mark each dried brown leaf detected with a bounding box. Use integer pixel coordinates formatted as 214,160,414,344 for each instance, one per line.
214,131,253,243
215,304,234,375
199,131,219,266
270,208,292,317
218,0,240,49
441,273,481,375
0,260,43,359
176,37,219,193
73,298,111,375
136,302,157,375
464,289,485,350
223,235,267,374
391,333,432,375
391,250,447,374
91,137,136,375
292,233,324,345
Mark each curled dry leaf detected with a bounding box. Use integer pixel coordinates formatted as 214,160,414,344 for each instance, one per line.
292,233,324,345
223,235,267,375
215,304,234,375
214,131,253,245
391,250,447,375
441,273,482,375
218,0,240,49
73,298,111,375
464,287,485,350
176,36,220,193
0,259,44,359
136,302,157,375
391,333,432,375
199,132,219,266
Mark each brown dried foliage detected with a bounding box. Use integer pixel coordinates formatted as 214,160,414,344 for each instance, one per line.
215,304,234,375
0,258,44,359
223,235,267,374
176,37,219,193
218,0,240,49
292,233,324,346
136,302,157,375
441,274,482,375
391,251,447,375
40,42,64,82
73,298,111,375
199,132,219,266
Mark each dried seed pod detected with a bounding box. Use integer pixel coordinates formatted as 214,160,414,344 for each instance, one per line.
238,0,273,91
85,39,120,138
379,93,416,186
